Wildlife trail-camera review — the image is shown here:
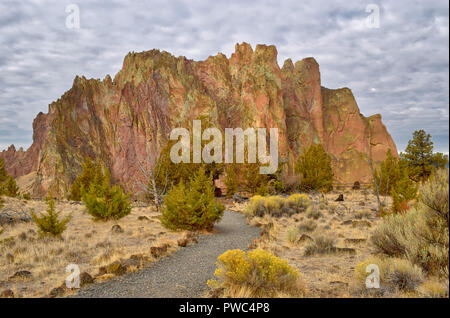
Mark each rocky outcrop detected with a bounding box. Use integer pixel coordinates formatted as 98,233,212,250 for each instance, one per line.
0,43,397,197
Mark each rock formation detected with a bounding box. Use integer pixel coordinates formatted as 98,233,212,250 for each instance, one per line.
0,43,397,197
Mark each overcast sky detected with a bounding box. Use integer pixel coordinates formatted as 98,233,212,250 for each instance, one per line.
0,0,448,154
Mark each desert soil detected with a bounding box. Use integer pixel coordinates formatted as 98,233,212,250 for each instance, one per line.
1,190,386,298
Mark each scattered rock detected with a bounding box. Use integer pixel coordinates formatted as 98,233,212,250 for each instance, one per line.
358,201,365,206
329,281,349,287
49,286,66,298
0,289,14,298
130,254,147,262
341,219,353,225
297,234,314,243
105,261,126,276
0,209,32,226
333,247,356,255
137,216,149,221
80,272,94,286
97,266,107,276
9,270,32,280
111,224,124,234
248,238,261,250
352,181,361,190
232,193,246,203
344,238,367,244
177,238,188,247
335,194,344,202
150,244,169,258
120,258,140,271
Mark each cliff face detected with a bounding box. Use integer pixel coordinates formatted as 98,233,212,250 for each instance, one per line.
0,43,397,197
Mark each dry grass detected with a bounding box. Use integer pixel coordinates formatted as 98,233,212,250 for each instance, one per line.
236,190,387,297
237,189,449,298
0,197,185,297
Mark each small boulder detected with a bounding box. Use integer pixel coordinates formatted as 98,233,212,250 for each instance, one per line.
105,261,126,276
80,272,94,286
137,216,149,221
150,244,169,258
120,258,140,271
177,238,188,247
334,247,356,255
297,234,314,243
335,194,344,202
359,201,365,206
0,289,14,298
341,219,353,226
111,224,124,234
9,270,32,280
352,181,361,190
49,286,66,298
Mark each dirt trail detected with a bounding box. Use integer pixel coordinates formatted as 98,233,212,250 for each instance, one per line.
73,210,260,298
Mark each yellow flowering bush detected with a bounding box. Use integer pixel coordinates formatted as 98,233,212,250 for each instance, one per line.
286,193,310,210
208,249,305,297
244,194,311,217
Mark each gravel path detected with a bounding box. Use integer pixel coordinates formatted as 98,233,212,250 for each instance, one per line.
73,210,260,298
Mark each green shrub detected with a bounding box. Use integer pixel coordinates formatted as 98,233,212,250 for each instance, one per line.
375,149,401,196
371,169,449,278
417,280,448,298
82,166,132,221
304,235,335,256
0,160,19,198
31,198,71,237
391,168,418,213
22,193,31,200
152,138,223,199
244,195,266,217
285,193,310,211
385,258,424,292
244,194,311,218
207,249,305,297
295,144,333,192
354,256,424,293
161,167,224,231
70,157,106,201
286,226,300,243
224,164,239,197
306,205,322,219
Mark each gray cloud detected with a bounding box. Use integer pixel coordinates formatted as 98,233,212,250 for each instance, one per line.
0,0,448,153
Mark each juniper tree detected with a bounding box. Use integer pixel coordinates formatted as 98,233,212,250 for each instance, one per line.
70,157,106,201
161,167,224,231
401,130,434,183
295,144,333,192
31,198,72,237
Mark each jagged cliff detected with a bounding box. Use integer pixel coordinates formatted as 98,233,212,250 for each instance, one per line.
0,43,397,197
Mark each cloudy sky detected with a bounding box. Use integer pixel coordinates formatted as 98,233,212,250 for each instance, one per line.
0,0,448,154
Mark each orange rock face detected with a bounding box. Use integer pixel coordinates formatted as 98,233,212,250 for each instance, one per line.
0,43,397,197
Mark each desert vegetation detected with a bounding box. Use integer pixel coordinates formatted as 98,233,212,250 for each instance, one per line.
161,167,224,231
207,249,306,297
0,130,448,298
